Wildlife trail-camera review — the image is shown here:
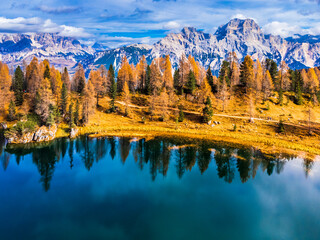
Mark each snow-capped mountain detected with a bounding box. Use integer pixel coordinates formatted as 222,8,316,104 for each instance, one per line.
1,18,320,75
84,18,320,74
0,33,95,70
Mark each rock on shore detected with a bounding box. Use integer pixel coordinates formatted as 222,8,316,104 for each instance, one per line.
6,125,58,144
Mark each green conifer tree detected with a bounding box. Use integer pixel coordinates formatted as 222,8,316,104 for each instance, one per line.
278,88,284,106
185,70,196,95
13,66,24,106
60,83,68,116
206,67,216,93
8,100,16,121
47,104,55,126
295,82,303,105
173,69,181,94
202,97,213,123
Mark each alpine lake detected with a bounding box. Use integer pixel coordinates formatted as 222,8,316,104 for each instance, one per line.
0,134,319,240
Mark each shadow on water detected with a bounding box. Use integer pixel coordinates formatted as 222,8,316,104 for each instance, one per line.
0,135,315,192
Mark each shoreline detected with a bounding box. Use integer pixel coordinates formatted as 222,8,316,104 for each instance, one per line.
3,113,320,161
66,117,320,160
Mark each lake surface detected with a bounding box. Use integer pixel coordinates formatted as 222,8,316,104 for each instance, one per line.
0,135,319,240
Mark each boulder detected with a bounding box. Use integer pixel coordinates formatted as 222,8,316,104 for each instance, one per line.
33,125,57,142
70,128,79,139
0,122,7,130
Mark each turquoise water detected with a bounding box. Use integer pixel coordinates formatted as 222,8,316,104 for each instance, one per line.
0,135,319,240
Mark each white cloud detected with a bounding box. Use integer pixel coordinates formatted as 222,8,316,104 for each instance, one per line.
0,16,91,38
59,25,92,38
262,21,305,37
97,35,158,48
231,14,247,20
163,21,181,30
38,5,81,14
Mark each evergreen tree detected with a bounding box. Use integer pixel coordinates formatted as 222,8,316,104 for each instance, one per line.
47,104,55,126
185,70,196,95
278,88,284,106
173,69,181,94
265,59,278,83
73,63,86,93
202,96,213,123
219,60,230,86
206,67,216,93
34,90,41,112
8,100,16,121
295,82,303,105
13,66,24,106
54,105,61,124
78,76,86,94
60,83,68,116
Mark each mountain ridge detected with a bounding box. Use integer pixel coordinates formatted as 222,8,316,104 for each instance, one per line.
0,32,95,71
84,18,320,74
1,18,320,74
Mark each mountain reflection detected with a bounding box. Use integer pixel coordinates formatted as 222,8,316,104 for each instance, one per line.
1,136,315,191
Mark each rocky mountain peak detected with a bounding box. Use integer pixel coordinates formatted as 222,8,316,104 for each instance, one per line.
181,27,201,38
215,18,262,40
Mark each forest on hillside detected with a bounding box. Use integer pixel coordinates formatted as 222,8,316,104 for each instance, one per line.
0,52,319,137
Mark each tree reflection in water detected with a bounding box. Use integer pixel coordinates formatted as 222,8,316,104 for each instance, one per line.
1,135,315,191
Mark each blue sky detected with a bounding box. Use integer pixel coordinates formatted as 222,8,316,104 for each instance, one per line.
1,0,320,48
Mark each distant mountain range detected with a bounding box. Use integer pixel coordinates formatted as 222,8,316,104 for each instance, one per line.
1,18,320,75
0,33,97,71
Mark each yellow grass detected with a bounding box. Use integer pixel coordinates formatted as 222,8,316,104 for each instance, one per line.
74,105,320,160
3,93,320,161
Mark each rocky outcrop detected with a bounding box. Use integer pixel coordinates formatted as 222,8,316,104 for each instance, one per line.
6,125,57,144
33,125,57,142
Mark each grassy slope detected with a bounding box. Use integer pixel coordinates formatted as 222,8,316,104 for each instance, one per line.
53,93,320,160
